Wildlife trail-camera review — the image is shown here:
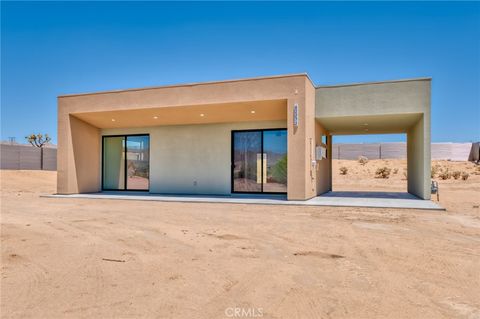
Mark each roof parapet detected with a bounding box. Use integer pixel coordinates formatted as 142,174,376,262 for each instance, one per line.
58,73,315,98
315,77,432,89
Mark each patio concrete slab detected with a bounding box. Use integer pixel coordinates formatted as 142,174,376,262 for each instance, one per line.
42,191,444,211
307,192,444,210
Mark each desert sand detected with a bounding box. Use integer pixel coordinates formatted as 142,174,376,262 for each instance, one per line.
1,160,479,318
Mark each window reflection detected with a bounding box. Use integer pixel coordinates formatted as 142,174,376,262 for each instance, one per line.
233,131,262,192
126,136,149,190
103,136,125,190
263,130,288,192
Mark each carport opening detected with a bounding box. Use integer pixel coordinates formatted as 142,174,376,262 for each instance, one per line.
331,133,410,198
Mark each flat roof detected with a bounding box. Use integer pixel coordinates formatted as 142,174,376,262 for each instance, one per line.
58,74,432,98
316,77,432,88
58,73,315,98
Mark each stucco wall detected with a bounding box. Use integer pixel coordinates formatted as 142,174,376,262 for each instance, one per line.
102,120,286,195
296,79,318,199
407,116,431,199
315,121,331,195
70,116,101,193
316,79,430,118
57,114,100,194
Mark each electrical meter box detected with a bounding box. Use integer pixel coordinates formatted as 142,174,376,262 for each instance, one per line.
316,146,327,160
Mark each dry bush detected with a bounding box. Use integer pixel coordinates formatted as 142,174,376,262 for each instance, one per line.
358,156,369,165
452,171,461,180
461,172,469,181
438,170,451,180
339,166,348,175
431,165,440,178
393,168,399,174
375,167,391,179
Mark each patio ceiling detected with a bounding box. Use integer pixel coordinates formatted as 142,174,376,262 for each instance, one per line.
71,99,287,128
317,113,422,135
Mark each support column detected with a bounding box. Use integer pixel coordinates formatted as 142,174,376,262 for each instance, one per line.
328,135,333,192
287,80,316,200
57,108,101,194
407,115,431,199
314,120,332,195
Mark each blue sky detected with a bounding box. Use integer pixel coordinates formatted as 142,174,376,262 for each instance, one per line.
1,1,479,144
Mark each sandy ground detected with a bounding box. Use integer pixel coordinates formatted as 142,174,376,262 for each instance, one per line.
1,160,479,319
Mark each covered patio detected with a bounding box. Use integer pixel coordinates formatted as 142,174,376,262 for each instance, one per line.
316,78,431,199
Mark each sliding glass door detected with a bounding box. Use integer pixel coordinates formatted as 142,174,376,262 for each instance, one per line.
232,131,263,192
102,135,149,191
263,130,288,193
126,135,150,190
232,129,287,194
103,136,125,190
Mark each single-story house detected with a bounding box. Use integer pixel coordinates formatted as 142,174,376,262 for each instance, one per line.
57,74,431,200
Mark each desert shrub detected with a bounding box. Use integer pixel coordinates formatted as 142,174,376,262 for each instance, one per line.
375,167,391,179
358,156,368,165
393,168,399,174
438,170,451,180
452,171,461,180
461,172,469,181
339,166,348,175
403,172,408,180
431,165,440,178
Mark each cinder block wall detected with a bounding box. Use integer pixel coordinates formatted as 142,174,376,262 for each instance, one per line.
331,142,473,161
1,142,474,171
0,144,57,170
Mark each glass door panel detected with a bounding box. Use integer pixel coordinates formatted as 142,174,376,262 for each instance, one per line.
103,134,149,191
232,131,262,192
102,136,125,190
263,130,288,192
126,135,150,190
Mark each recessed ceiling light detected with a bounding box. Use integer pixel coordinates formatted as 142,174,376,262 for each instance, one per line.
200,113,205,117
153,116,158,119
111,119,116,122
250,110,256,114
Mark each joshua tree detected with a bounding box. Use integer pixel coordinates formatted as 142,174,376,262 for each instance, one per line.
25,133,51,170
25,133,51,148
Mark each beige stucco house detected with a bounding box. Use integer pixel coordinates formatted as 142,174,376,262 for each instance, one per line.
57,74,431,200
